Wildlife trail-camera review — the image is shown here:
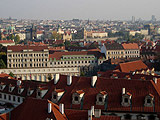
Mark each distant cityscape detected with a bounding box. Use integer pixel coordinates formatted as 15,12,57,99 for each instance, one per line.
0,15,160,120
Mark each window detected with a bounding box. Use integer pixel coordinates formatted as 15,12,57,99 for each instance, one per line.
38,91,41,97
9,95,11,100
0,93,2,98
13,96,15,101
121,92,132,107
99,97,102,102
74,96,78,101
124,98,128,103
147,99,151,104
144,94,154,107
18,97,20,102
53,94,57,99
4,94,6,99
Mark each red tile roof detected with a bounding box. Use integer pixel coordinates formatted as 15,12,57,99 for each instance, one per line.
65,109,120,120
0,40,14,43
7,45,48,52
11,98,67,120
49,51,105,60
115,60,148,73
122,43,139,49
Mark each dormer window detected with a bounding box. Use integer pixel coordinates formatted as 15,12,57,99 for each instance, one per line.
125,75,131,80
36,86,48,99
111,74,118,79
121,91,132,107
18,87,24,94
9,84,15,92
52,89,64,103
96,91,107,105
0,82,6,91
72,90,85,104
27,88,34,96
144,94,154,107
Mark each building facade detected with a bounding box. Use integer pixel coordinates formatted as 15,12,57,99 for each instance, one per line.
7,45,49,68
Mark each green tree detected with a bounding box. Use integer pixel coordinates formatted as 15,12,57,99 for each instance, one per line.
14,35,20,44
51,31,62,40
80,72,85,76
0,59,6,68
9,72,14,77
64,40,71,47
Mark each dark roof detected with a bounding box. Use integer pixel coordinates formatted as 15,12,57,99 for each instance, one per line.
11,98,68,120
7,45,48,52
105,43,124,50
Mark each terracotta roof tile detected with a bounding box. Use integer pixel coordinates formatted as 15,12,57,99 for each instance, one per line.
115,60,148,73
122,43,139,49
7,45,48,52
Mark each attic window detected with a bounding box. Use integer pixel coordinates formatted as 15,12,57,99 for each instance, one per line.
147,99,151,104
121,92,132,107
144,94,154,107
96,91,107,105
124,98,129,103
99,97,102,102
74,96,78,101
72,90,85,104
53,95,57,99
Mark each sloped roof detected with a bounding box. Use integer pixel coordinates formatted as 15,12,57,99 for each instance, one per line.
11,98,67,120
7,45,48,52
115,60,148,73
122,43,139,49
49,51,105,60
0,40,14,43
65,109,120,120
44,74,160,113
105,43,124,50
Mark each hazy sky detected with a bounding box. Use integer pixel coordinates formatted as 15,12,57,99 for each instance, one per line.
0,0,160,20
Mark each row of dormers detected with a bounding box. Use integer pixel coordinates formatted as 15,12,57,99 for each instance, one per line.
51,88,155,108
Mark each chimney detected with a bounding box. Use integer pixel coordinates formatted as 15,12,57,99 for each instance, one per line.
91,76,97,87
94,109,101,118
153,78,157,84
48,103,52,114
54,74,60,84
67,75,72,85
59,103,64,115
91,106,94,116
17,80,22,86
122,88,125,95
88,110,92,120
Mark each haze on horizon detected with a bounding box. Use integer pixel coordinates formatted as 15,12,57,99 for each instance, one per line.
0,0,160,21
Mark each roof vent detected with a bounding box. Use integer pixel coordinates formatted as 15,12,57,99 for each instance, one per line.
17,80,22,86
59,103,64,115
91,106,94,116
91,76,97,87
132,72,135,75
88,110,92,120
67,75,72,86
153,78,157,84
48,103,52,114
54,74,60,84
122,88,125,95
94,109,101,118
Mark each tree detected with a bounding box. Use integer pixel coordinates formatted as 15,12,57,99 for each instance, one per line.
64,40,71,47
9,72,14,77
14,35,20,44
0,59,6,68
51,31,62,40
